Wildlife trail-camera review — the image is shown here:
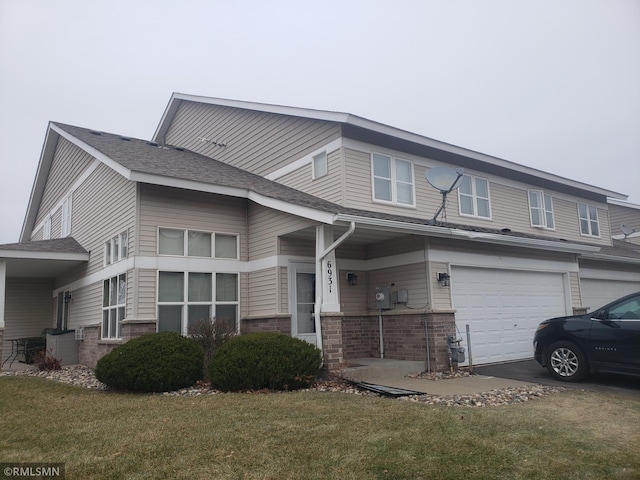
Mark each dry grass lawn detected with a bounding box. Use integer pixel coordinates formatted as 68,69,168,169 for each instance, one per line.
1,376,639,479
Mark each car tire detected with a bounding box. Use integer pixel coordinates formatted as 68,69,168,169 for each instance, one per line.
545,341,588,382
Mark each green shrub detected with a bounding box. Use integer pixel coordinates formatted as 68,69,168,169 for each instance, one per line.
95,332,204,392
209,332,322,392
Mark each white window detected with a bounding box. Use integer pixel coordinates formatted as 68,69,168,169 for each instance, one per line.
102,273,126,339
578,203,600,237
371,153,414,206
528,190,555,229
158,228,238,259
312,151,328,179
157,271,238,335
104,231,128,266
459,175,491,218
61,195,73,237
43,216,52,240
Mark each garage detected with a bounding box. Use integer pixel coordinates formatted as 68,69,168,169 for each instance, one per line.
580,278,640,312
451,266,569,365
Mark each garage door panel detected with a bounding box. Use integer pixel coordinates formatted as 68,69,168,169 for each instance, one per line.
452,267,568,365
581,279,640,312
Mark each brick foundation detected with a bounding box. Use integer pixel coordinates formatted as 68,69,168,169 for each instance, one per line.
320,314,346,371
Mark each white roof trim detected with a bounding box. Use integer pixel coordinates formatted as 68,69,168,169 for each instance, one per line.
334,213,601,254
580,252,640,265
0,249,89,262
154,93,627,200
608,198,640,210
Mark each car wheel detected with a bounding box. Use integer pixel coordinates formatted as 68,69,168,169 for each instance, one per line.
545,341,588,382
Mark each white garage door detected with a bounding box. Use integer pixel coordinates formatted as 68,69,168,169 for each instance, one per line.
451,267,568,365
581,279,640,313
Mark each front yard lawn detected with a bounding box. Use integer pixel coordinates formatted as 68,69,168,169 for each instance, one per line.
1,377,639,479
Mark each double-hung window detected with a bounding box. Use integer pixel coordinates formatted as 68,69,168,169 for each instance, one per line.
157,271,239,335
102,273,126,339
578,203,600,236
459,175,491,218
528,190,555,229
371,153,415,206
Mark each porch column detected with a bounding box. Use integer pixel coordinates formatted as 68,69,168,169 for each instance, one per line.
0,259,5,329
317,225,340,313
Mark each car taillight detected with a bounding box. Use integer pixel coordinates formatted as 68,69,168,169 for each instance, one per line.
536,323,549,332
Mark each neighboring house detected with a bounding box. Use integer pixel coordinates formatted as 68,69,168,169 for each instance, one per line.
1,93,639,371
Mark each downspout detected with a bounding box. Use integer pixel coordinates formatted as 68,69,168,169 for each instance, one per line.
314,222,356,355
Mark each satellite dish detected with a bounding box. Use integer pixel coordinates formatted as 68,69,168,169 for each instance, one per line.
621,224,635,240
424,167,465,224
425,167,465,193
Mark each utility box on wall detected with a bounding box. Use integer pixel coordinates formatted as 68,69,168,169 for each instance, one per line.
375,285,392,310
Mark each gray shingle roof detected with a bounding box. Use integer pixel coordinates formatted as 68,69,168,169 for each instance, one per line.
0,237,88,254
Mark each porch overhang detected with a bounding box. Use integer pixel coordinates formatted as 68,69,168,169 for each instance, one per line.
0,238,90,278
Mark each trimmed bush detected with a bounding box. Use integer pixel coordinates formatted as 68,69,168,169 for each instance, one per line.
95,332,204,392
209,332,322,392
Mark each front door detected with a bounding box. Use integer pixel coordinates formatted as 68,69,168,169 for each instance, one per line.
290,264,316,345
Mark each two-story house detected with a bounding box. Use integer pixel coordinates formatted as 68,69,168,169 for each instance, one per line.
1,93,639,372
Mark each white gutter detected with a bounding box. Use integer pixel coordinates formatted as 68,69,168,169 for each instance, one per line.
334,214,601,254
314,222,356,354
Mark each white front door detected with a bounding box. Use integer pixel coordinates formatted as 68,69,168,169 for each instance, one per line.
290,263,316,345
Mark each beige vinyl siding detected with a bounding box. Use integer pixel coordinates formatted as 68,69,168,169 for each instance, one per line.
608,203,640,237
279,237,315,258
279,266,289,314
430,261,452,310
34,137,95,231
569,271,582,308
248,268,278,316
366,235,425,260
2,279,53,364
135,269,158,321
367,263,429,312
248,203,316,260
277,148,344,204
164,102,342,177
66,281,102,329
338,269,368,314
138,184,248,259
70,164,136,276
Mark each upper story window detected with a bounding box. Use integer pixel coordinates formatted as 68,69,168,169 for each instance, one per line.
312,151,327,179
528,190,555,229
371,153,415,206
459,175,491,219
105,231,128,266
578,203,600,237
158,228,238,259
61,195,73,237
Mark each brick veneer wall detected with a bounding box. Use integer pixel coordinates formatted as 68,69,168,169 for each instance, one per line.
342,312,456,372
320,314,346,371
78,320,157,368
241,316,291,335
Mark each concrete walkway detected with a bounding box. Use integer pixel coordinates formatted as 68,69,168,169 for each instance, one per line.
341,358,534,395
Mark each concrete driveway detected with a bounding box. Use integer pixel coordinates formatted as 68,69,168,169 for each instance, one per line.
473,359,640,397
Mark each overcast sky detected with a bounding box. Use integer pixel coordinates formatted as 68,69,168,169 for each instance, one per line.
1,0,638,244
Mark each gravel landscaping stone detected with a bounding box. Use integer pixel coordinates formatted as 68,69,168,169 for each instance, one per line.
1,365,564,406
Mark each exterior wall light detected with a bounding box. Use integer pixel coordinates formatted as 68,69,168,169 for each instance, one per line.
437,272,450,287
346,272,358,286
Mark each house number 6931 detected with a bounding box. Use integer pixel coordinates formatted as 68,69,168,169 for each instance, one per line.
327,260,333,293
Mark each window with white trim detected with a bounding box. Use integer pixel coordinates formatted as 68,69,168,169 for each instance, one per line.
312,151,327,179
578,203,600,236
102,273,126,339
104,231,128,266
158,228,238,259
528,190,555,229
458,175,491,218
157,271,238,335
61,195,73,237
371,153,415,206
